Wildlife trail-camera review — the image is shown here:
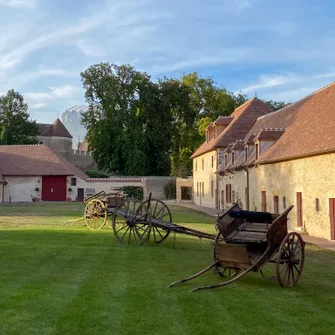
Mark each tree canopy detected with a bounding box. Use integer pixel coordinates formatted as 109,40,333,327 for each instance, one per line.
0,90,38,145
81,63,286,177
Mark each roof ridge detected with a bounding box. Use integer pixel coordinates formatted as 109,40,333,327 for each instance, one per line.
0,144,44,147
232,97,255,113
257,81,335,121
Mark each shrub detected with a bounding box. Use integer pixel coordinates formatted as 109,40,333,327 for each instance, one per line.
35,187,39,192
85,170,109,178
120,186,143,200
164,181,176,199
68,187,72,192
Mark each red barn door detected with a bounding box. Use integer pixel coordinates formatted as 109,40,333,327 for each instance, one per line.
42,176,67,201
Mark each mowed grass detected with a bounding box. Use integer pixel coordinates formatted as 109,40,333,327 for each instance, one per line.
0,203,334,335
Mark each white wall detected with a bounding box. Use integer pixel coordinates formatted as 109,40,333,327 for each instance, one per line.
4,176,40,202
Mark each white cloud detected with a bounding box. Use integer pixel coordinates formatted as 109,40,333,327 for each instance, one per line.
0,0,39,8
239,74,298,94
30,102,47,109
24,85,83,108
48,85,83,98
233,0,253,10
74,39,106,57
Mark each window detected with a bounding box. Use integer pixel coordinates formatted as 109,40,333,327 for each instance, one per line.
244,147,248,162
197,182,199,197
255,143,259,160
226,184,232,203
316,198,320,212
261,191,267,211
232,152,235,165
283,196,286,209
221,190,224,208
232,191,236,203
225,154,228,166
202,158,204,170
202,182,204,197
195,160,197,172
71,178,77,186
211,155,214,168
211,180,214,198
274,196,279,214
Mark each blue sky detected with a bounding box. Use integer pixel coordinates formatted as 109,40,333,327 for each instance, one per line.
1,0,335,123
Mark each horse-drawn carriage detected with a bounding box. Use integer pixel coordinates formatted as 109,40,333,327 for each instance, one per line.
77,192,305,290
168,203,305,291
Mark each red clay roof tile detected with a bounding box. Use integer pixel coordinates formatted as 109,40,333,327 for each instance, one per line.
191,98,272,158
0,145,76,176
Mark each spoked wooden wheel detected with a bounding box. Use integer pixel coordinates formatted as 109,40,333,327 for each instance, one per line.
212,231,240,278
143,199,171,243
112,199,152,245
276,232,305,287
84,199,107,230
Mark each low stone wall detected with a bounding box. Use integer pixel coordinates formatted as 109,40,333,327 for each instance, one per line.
142,176,176,200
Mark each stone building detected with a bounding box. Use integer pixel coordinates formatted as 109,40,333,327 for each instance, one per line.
37,118,97,171
215,82,335,240
37,118,72,152
191,98,272,208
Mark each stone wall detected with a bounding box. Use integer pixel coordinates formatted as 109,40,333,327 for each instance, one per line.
248,154,335,239
67,176,176,201
59,150,98,171
142,176,176,200
38,136,72,153
193,150,218,208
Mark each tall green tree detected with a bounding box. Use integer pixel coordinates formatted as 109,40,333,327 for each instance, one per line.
81,63,173,176
0,90,38,144
168,73,248,176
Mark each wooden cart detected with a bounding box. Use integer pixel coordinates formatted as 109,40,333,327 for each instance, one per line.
83,192,215,243
83,191,125,230
168,204,305,291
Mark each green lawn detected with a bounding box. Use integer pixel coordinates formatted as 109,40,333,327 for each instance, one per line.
0,203,334,335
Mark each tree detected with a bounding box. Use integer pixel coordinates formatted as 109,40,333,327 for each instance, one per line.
81,63,173,176
168,73,247,176
264,100,289,111
0,90,38,144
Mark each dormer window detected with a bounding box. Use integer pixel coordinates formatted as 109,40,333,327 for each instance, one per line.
202,158,204,170
255,143,259,160
211,155,214,168
224,153,228,166
195,160,197,171
232,151,235,165
244,147,248,162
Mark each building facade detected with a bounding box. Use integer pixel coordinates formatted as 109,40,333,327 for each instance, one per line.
191,98,272,209
215,82,335,240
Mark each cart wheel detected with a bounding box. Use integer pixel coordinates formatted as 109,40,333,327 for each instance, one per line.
112,199,152,245
84,199,107,230
143,199,171,243
276,232,305,287
212,231,240,277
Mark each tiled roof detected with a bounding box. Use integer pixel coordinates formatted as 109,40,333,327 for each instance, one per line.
231,140,244,150
37,118,73,138
0,145,75,176
191,98,272,158
259,82,335,163
213,116,234,125
254,128,285,141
